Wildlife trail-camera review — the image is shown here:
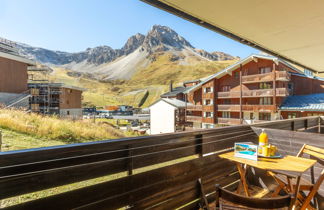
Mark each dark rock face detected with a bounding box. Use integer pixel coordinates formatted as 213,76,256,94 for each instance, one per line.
15,25,236,66
121,33,145,55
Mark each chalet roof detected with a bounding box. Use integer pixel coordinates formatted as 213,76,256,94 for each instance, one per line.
161,86,188,97
279,94,324,112
183,79,200,84
183,54,305,94
149,98,192,108
142,0,324,73
0,51,35,66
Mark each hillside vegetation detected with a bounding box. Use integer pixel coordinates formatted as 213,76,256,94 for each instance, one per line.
0,109,128,144
49,53,236,107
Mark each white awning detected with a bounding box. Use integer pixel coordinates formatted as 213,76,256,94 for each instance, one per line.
142,0,324,73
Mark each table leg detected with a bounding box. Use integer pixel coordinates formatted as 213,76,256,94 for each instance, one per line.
293,175,301,207
236,163,250,197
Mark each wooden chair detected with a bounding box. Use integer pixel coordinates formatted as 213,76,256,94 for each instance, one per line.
215,184,294,210
268,144,324,210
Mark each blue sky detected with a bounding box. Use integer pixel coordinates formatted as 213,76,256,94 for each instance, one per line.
0,0,257,57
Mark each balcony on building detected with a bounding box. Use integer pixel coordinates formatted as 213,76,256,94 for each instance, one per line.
242,71,291,84
217,104,276,113
217,117,241,124
217,88,289,98
186,104,202,111
185,115,202,122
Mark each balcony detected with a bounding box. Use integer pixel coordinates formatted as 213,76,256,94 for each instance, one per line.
242,104,276,112
217,104,240,112
202,92,213,98
217,91,240,98
217,88,289,98
242,71,290,84
0,117,323,209
186,115,202,122
186,104,202,111
217,104,276,112
218,117,241,124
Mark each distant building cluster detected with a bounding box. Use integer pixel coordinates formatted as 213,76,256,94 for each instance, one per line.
0,38,84,119
149,54,324,134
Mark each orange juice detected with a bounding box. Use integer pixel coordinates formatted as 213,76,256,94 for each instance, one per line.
259,129,268,146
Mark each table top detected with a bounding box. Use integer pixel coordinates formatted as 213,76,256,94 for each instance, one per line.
219,151,316,174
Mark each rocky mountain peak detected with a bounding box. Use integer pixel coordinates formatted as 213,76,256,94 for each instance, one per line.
121,33,145,55
142,25,193,51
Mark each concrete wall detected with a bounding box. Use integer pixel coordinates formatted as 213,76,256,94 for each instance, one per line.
150,101,176,134
0,57,28,93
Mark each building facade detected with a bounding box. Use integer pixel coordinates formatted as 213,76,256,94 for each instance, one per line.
0,39,35,108
149,98,187,134
29,83,84,119
182,54,324,128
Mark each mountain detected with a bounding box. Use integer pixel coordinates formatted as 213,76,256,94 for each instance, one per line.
15,25,236,80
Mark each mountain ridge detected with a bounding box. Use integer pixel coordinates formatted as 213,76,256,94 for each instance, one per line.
13,25,237,80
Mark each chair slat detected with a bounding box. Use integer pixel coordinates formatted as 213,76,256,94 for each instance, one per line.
303,149,324,160
304,145,324,155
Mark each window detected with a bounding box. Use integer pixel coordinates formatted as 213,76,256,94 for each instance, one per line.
288,83,294,92
259,113,271,121
204,87,213,93
204,112,213,118
259,82,272,89
233,71,240,79
260,97,272,105
259,67,271,74
204,99,213,105
224,99,231,104
250,113,254,120
67,111,70,115
288,113,297,119
222,85,231,92
222,112,231,118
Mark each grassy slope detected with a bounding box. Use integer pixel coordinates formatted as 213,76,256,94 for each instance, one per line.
49,53,236,107
0,109,135,147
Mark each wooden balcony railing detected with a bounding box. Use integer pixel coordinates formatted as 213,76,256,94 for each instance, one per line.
242,104,276,112
0,117,322,209
218,117,241,124
217,91,240,98
217,88,289,98
202,92,214,98
217,104,276,112
186,115,202,122
242,71,290,84
186,105,202,111
217,104,240,112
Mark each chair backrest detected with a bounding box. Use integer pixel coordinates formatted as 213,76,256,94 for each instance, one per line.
215,184,294,210
297,144,324,210
298,144,324,165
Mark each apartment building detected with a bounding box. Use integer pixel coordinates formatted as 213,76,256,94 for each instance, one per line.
29,83,84,119
182,54,324,128
0,38,35,108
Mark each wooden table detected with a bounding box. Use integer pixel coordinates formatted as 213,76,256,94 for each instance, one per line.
219,151,316,203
